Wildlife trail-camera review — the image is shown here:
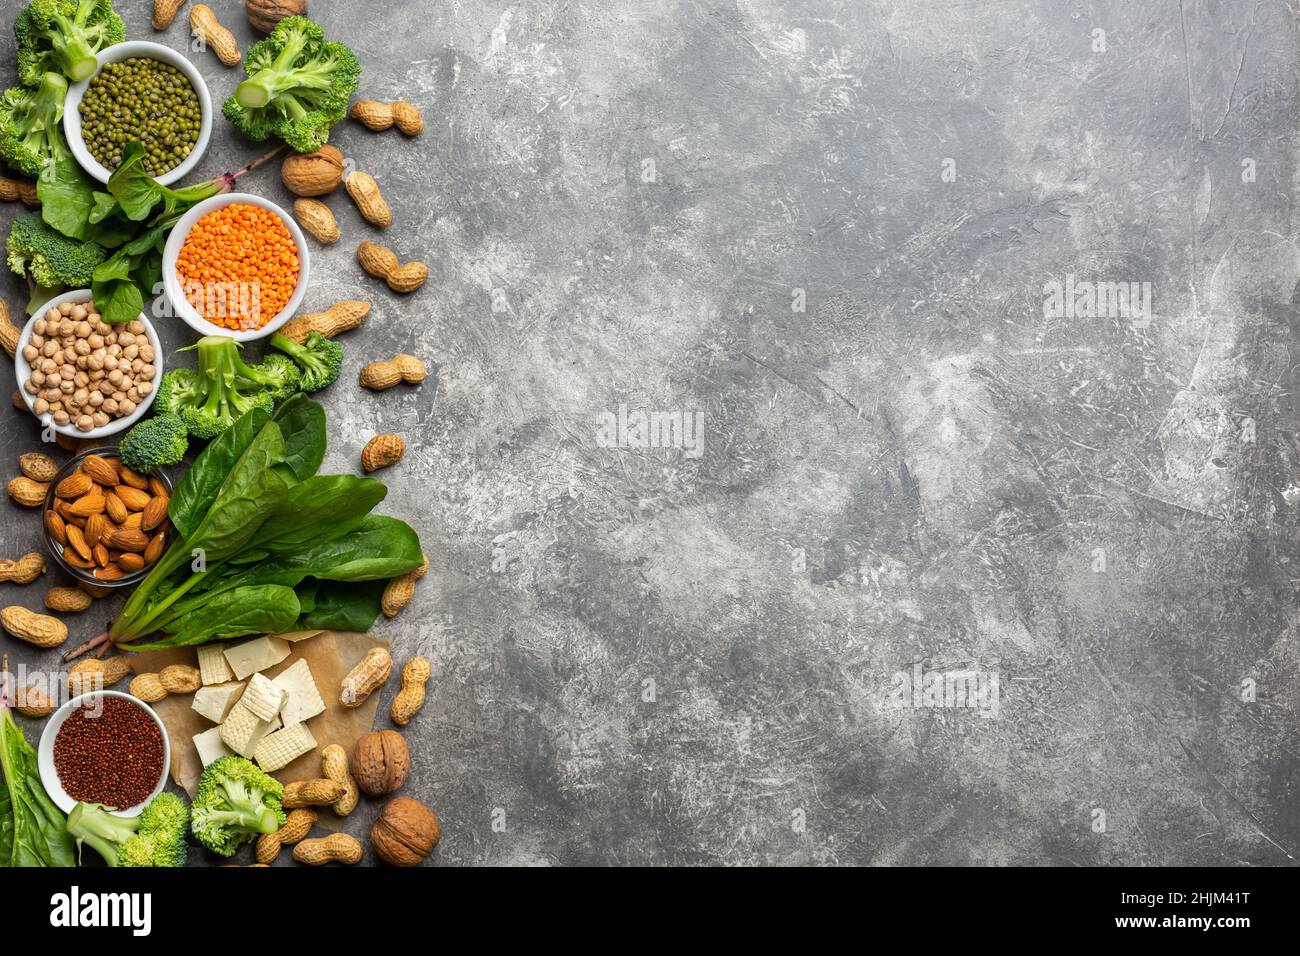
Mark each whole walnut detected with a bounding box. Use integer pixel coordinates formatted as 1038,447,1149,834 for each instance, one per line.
246,0,307,32
351,730,410,796
371,796,440,866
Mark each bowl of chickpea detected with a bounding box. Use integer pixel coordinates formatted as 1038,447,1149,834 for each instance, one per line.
14,289,163,440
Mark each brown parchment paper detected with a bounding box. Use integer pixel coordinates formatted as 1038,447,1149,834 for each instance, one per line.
130,630,388,831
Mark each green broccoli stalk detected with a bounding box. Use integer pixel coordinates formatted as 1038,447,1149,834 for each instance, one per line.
7,211,107,313
170,336,282,440
117,413,189,474
0,72,69,179
66,792,190,867
190,756,285,857
15,0,125,86
223,17,359,153
269,331,342,392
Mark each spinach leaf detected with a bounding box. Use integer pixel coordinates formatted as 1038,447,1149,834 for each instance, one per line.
91,276,143,326
187,429,290,563
107,142,164,221
250,475,387,554
88,191,118,224
133,585,302,649
298,579,388,632
169,406,272,539
0,702,75,867
271,394,327,483
37,155,97,240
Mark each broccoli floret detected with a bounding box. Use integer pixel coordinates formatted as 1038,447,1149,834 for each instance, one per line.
7,211,106,289
154,367,202,416
190,756,285,857
270,331,342,392
169,336,285,440
118,413,188,473
241,352,301,401
65,792,190,867
15,0,125,86
222,17,359,153
0,72,69,179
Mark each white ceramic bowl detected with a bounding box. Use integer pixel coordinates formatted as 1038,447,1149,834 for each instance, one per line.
162,192,311,342
38,691,171,818
64,40,213,187
14,289,164,440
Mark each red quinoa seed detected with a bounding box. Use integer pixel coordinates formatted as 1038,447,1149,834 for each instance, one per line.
53,696,163,810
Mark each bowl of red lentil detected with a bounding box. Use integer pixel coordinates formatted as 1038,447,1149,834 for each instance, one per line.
162,192,310,342
38,690,170,817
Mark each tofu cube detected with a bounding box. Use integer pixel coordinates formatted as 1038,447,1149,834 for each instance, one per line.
272,659,325,727
223,636,291,680
193,726,233,767
197,643,234,685
254,723,318,772
192,681,245,724
218,701,275,758
240,672,287,722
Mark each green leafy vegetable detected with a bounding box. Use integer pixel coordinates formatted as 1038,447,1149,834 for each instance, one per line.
0,671,76,867
106,397,423,651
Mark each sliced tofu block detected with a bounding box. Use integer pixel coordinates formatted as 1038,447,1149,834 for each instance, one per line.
192,681,245,724
272,658,325,727
197,643,234,685
193,726,233,767
218,701,275,758
241,672,287,721
254,723,318,772
223,636,291,680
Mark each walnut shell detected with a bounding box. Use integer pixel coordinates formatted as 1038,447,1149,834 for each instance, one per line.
246,0,306,32
371,796,440,866
351,729,410,796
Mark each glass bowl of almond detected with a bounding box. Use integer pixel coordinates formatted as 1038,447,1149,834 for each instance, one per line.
42,449,173,588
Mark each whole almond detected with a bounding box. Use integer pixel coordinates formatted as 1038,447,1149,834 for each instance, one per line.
118,466,150,490
65,524,91,561
116,485,152,512
81,455,118,486
147,475,168,497
45,509,67,545
104,490,129,524
84,513,107,548
109,529,149,552
55,472,92,499
142,495,169,532
118,553,145,573
144,531,166,564
93,564,125,582
68,492,106,517
93,543,110,567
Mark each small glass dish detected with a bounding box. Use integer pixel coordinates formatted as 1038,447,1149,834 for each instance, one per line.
43,447,174,590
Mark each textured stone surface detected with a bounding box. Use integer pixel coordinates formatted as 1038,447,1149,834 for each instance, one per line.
2,0,1299,866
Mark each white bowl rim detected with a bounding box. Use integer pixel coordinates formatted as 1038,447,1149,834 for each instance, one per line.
162,192,312,343
38,690,172,818
64,40,213,188
14,288,163,440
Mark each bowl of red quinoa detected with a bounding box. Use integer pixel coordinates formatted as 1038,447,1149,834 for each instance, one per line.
38,691,170,818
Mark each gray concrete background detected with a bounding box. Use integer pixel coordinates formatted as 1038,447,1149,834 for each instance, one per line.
2,0,1299,866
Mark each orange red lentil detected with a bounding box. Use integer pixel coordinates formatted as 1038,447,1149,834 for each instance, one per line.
175,203,300,331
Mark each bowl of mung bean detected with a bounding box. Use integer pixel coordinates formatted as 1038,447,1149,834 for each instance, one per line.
64,40,212,187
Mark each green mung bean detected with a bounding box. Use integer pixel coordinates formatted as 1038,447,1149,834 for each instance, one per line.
79,58,202,177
